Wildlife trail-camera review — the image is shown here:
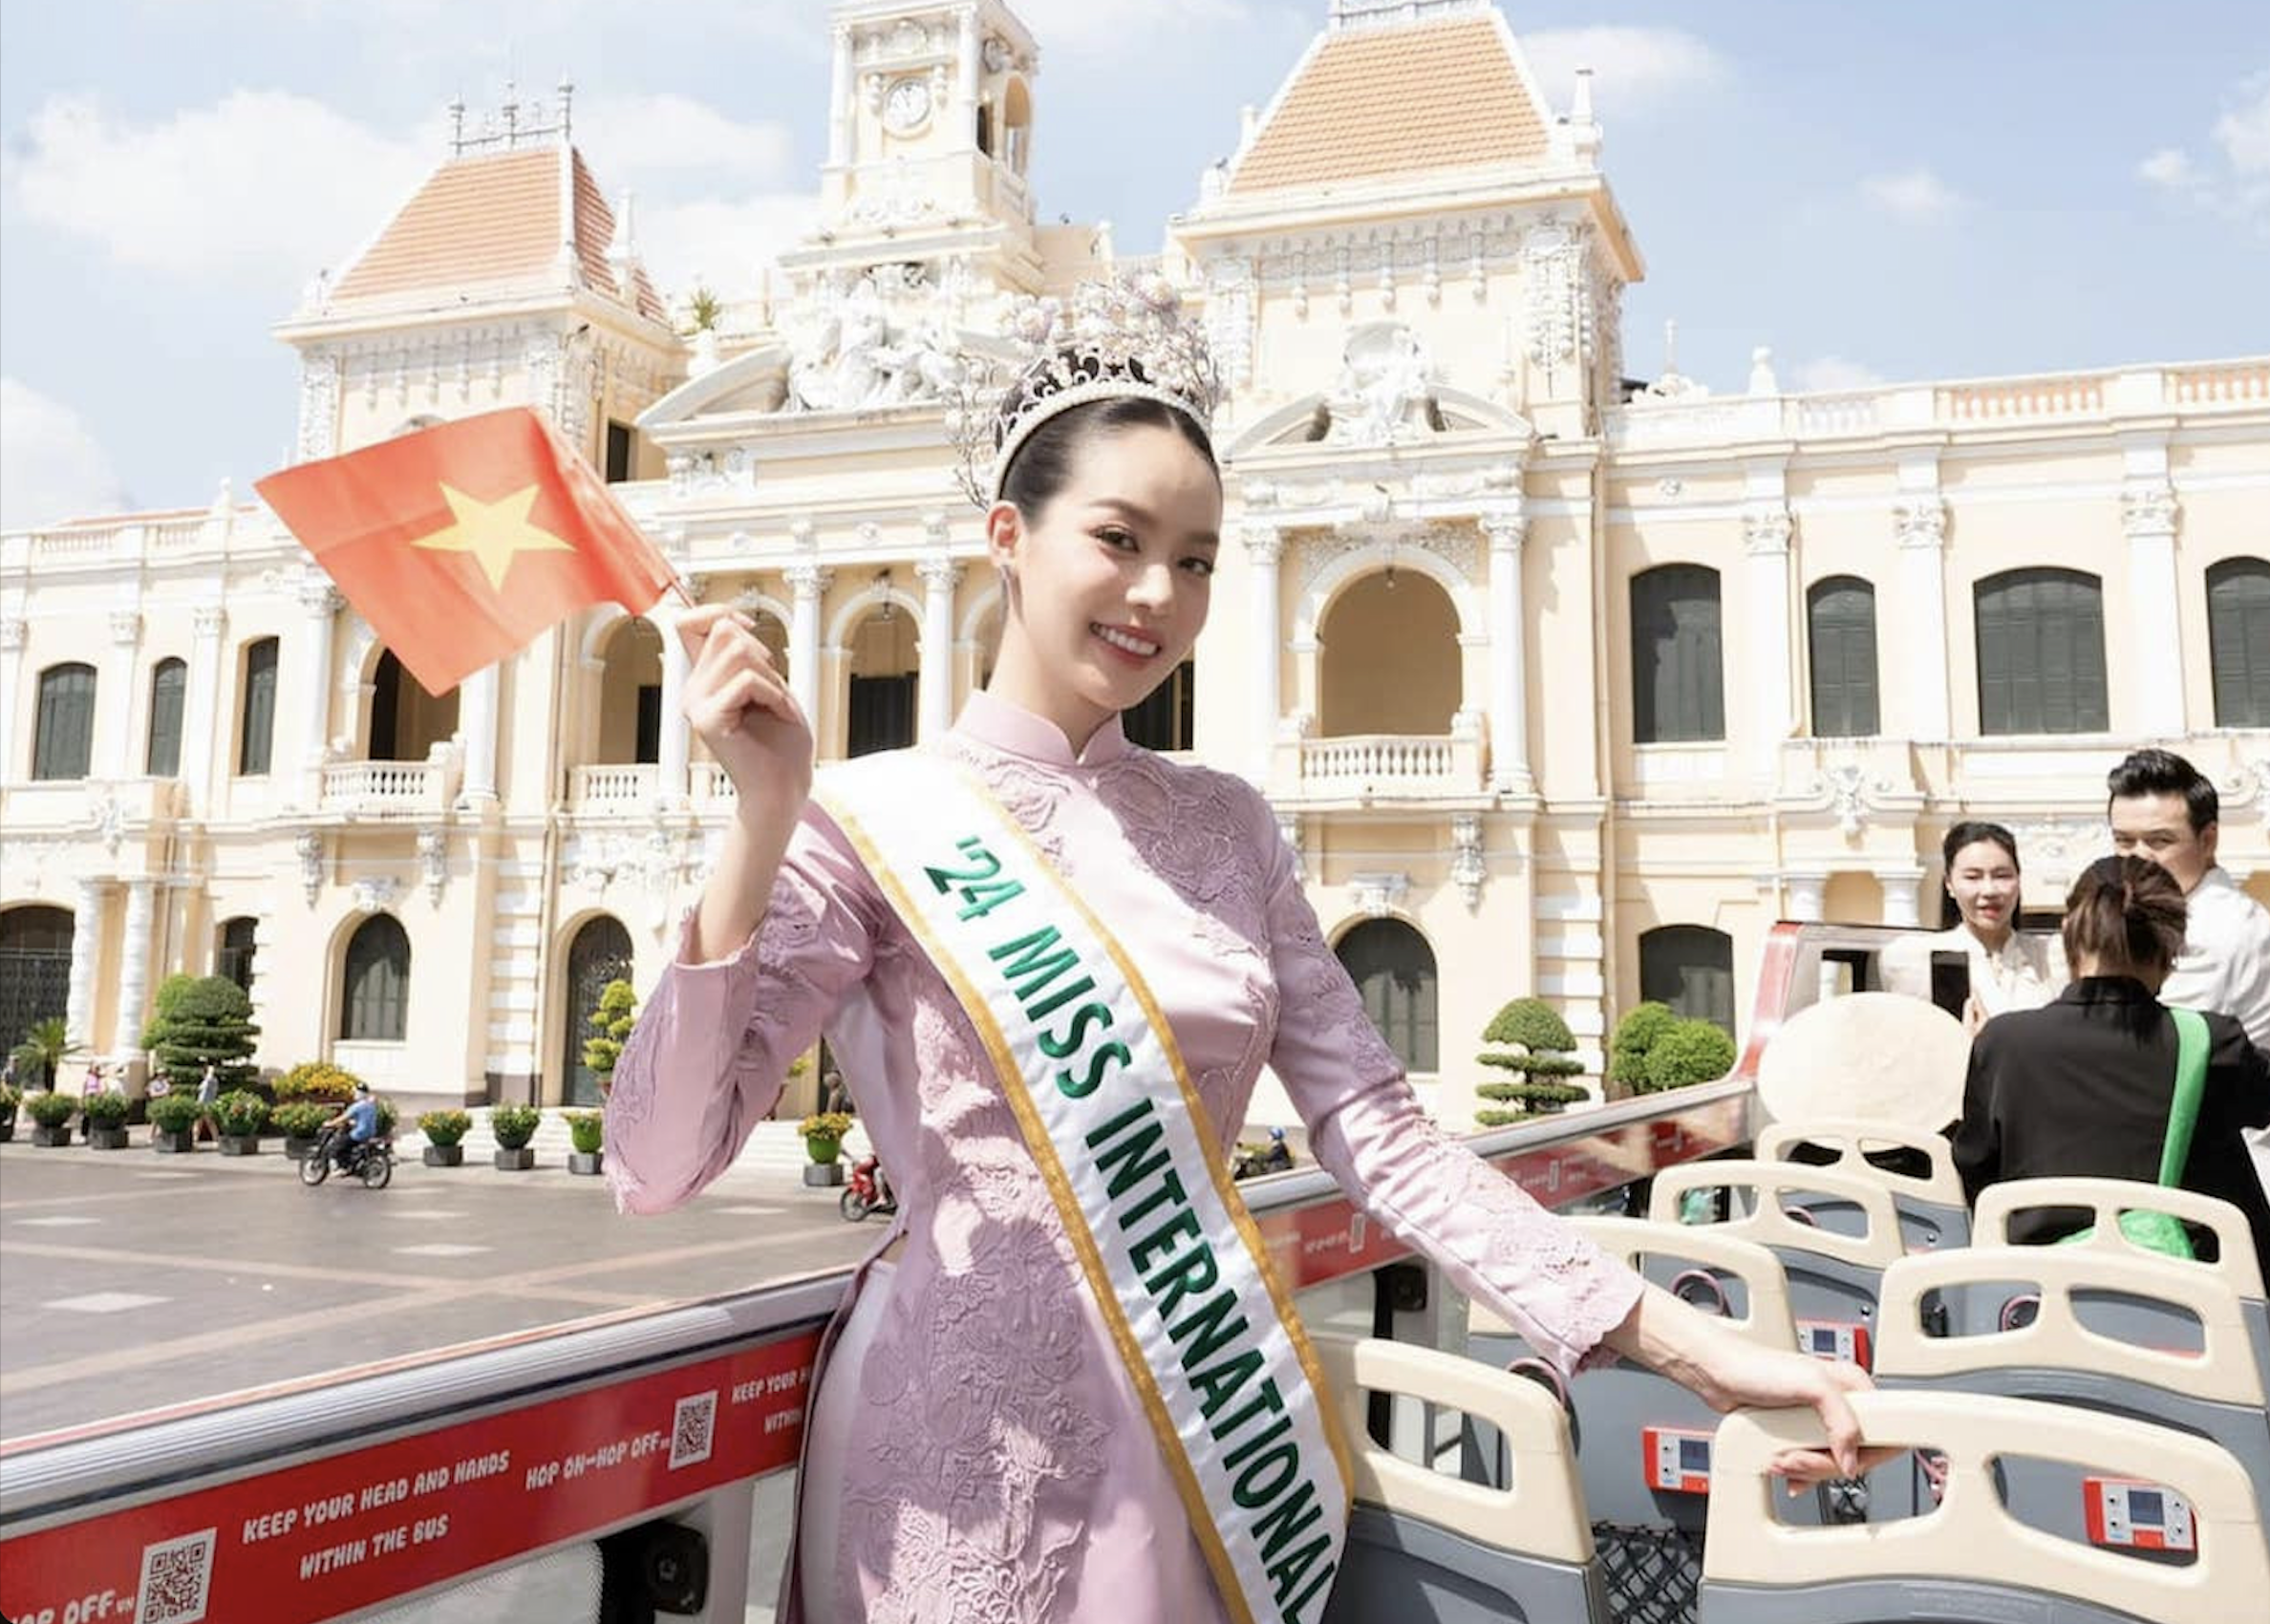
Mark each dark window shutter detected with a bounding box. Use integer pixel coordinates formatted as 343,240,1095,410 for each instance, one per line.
146,658,186,777
1974,569,2106,735
1334,919,1440,1072
1807,578,1879,737
32,664,96,780
341,913,411,1041
2208,559,2270,727
239,638,280,775
1639,925,1737,1034
1632,566,1725,743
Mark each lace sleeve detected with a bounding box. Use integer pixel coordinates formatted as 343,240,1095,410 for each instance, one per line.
607,806,878,1215
1256,805,1640,1376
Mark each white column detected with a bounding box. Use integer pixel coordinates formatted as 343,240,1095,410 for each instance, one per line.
297,580,342,802
1742,506,1794,786
1242,523,1282,781
654,608,691,808
916,555,963,741
97,610,140,780
1783,871,1828,924
827,25,855,167
66,877,104,1052
457,665,500,804
184,607,225,815
1482,511,1533,792
111,878,155,1056
1895,502,1951,739
0,617,25,782
786,563,831,733
2123,483,2184,736
955,7,983,142
1881,866,1927,929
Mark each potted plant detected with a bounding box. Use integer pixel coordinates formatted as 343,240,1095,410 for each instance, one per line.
147,1093,203,1153
798,1111,853,1187
273,1101,333,1160
562,1108,606,1175
583,980,638,1099
10,1015,82,1093
26,1090,78,1147
418,1108,471,1167
82,1088,134,1149
490,1102,542,1171
212,1089,270,1155
0,1083,18,1143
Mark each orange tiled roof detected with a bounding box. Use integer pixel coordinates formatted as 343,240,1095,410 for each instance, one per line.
331,146,664,321
1229,15,1551,196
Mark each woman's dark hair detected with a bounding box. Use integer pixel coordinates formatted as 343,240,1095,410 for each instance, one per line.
1941,820,2020,874
998,395,1217,519
2061,854,2187,977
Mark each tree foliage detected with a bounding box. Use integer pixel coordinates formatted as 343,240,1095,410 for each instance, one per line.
1635,1019,1738,1093
10,1015,80,1089
151,976,261,1091
139,972,199,1050
583,980,639,1095
1608,1001,1681,1089
1475,997,1590,1126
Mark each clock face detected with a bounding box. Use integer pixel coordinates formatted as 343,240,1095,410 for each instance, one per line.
884,76,931,134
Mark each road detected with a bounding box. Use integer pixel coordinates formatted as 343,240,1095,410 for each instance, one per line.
0,1135,880,1442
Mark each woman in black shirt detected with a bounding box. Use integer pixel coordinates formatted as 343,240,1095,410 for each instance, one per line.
1952,854,2270,1265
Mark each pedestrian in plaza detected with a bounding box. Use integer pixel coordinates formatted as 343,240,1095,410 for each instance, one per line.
1881,821,2065,1029
194,1060,221,1143
821,1069,849,1115
2108,748,2270,1055
607,276,1882,1624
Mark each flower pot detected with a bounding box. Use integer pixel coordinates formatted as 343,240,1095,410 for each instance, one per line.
88,1125,130,1150
803,1133,842,1165
32,1125,74,1147
422,1143,464,1168
152,1128,196,1154
283,1135,319,1162
218,1135,261,1156
568,1150,605,1176
803,1162,845,1187
493,1146,535,1171
0,1118,15,1143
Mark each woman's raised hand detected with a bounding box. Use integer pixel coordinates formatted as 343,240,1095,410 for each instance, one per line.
676,606,813,813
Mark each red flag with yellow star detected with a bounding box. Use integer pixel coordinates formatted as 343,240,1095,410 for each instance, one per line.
255,407,679,695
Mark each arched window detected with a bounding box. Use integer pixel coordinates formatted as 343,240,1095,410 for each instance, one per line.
846,605,917,758
1319,571,1459,735
1639,925,1736,1035
0,905,75,1064
563,915,633,1106
238,637,279,775
145,657,187,777
1334,918,1439,1073
1807,577,1879,737
32,663,96,780
2207,558,2270,728
339,914,410,1041
1974,568,2107,735
1124,659,1196,752
216,916,258,994
1630,566,1724,743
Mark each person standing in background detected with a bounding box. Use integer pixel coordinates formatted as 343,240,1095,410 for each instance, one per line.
1881,821,2064,1028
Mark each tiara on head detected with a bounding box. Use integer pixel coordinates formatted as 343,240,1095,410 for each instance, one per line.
950,273,1223,508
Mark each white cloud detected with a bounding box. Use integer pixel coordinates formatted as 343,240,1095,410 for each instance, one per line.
573,93,797,191
1521,26,1728,117
1010,0,1278,53
2139,70,2269,230
2138,146,2199,189
2214,73,2270,173
1790,355,1889,395
1861,167,1966,222
0,378,128,531
633,192,822,306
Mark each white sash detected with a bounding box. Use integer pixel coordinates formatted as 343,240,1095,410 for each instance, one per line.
820,752,1353,1624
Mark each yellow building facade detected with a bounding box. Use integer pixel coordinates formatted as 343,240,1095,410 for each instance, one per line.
4,0,2267,1126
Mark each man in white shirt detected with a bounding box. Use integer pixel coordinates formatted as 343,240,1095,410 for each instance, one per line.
2108,749,2270,1052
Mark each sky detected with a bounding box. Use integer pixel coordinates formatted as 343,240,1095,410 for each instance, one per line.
1,1,2263,532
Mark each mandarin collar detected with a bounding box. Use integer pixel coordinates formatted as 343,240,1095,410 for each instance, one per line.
954,689,1130,768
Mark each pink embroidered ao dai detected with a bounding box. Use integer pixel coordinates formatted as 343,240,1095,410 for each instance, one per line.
607,692,1642,1624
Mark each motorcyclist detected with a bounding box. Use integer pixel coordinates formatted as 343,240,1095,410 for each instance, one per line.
1259,1125,1295,1173
322,1083,382,1170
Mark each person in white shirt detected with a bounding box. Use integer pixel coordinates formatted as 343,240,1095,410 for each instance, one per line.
2108,748,2270,1055
1882,821,2065,1028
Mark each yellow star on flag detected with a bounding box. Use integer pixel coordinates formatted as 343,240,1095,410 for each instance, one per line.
409,482,575,591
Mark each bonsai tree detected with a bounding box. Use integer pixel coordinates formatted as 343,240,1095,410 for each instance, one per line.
418,1109,472,1148
582,980,639,1098
11,1016,81,1090
1607,1002,1681,1096
150,977,261,1094
1638,1019,1738,1093
1474,998,1589,1126
138,972,199,1053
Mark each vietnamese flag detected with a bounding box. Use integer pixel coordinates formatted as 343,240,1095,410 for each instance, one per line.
255,407,680,695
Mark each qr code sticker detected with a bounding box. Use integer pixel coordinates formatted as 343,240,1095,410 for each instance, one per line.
670,1390,718,1470
136,1527,218,1624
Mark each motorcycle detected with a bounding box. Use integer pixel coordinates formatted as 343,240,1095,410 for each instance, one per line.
839,1154,897,1223
300,1123,394,1189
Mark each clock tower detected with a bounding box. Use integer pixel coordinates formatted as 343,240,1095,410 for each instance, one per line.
783,0,1047,293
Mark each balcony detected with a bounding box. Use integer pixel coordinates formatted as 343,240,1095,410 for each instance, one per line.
569,764,657,813
319,759,457,819
1275,733,1486,803
692,762,739,808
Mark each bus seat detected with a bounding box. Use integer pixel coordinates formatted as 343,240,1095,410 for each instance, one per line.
1874,1241,2270,1515
1315,1336,1610,1624
1753,1116,1969,1250
1648,1161,1905,1369
1699,1391,2270,1624
1972,1176,2270,1395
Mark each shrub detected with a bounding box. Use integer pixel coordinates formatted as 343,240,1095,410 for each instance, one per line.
274,1061,363,1105
148,1094,203,1132
11,1016,81,1091
139,972,199,1052
376,1099,398,1134
1608,1002,1681,1089
490,1103,543,1150
211,1089,270,1137
81,1089,133,1126
1483,998,1575,1053
150,977,261,1093
0,1083,19,1115
562,1108,605,1154
799,1111,853,1143
1638,1020,1738,1093
418,1109,472,1147
272,1101,333,1140
583,980,639,1097
27,1091,79,1128
1475,996,1588,1127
